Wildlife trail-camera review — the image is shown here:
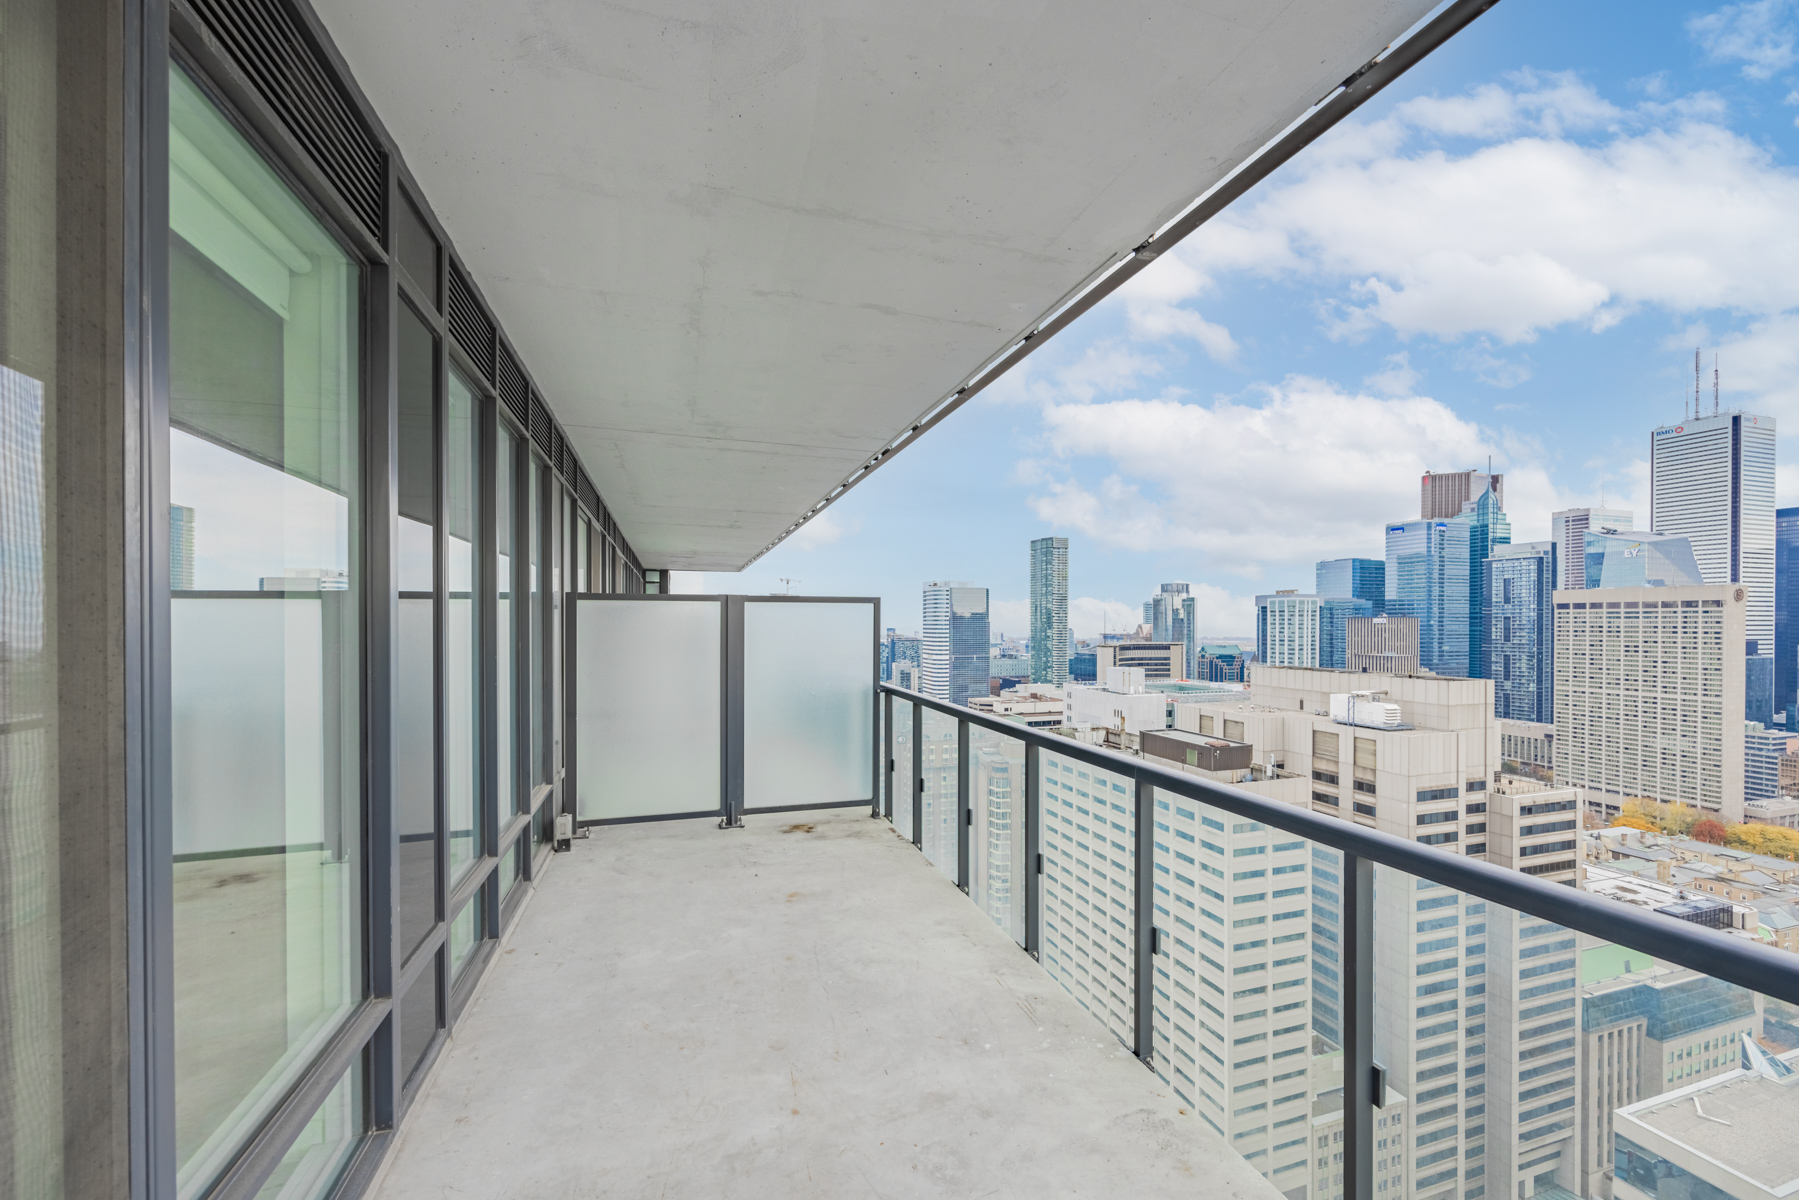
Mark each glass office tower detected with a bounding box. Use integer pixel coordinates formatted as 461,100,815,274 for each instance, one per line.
1029,537,1069,687
1487,542,1556,723
1315,557,1385,609
1776,508,1799,725
1385,519,1473,678
1458,487,1511,680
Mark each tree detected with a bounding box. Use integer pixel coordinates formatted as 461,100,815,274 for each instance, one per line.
1691,818,1728,845
1611,815,1659,833
1726,823,1799,863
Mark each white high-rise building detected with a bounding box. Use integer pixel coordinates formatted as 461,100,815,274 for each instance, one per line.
1551,507,1632,591
922,581,990,706
1648,411,1775,650
1256,592,1321,668
1552,584,1747,821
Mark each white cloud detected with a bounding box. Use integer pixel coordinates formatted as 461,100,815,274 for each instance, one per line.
1028,378,1497,570
1689,0,1798,80
989,598,1029,637
1362,352,1420,397
1069,597,1148,639
1160,73,1799,356
786,506,861,550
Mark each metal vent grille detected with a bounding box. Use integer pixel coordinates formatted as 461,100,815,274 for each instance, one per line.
445,266,495,381
577,471,601,522
550,426,567,479
187,0,386,240
496,347,529,430
528,393,552,458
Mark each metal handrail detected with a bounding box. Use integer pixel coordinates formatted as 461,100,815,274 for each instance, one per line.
879,682,1799,1013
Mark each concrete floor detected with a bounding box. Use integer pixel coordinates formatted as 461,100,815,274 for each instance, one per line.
373,810,1284,1199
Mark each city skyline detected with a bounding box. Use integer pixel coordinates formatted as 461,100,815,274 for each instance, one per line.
668,0,1799,646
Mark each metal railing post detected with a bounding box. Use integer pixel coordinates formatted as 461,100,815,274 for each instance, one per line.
1024,742,1041,959
879,689,892,820
1343,852,1375,1200
1134,772,1154,1067
956,718,970,892
911,701,923,849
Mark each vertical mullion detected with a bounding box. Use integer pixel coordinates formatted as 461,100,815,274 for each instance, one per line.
430,302,449,1038
1343,852,1376,1200
478,393,498,935
956,718,970,891
869,600,881,818
512,433,529,830
1025,742,1041,959
1133,772,1153,1066
368,169,401,1139
911,701,923,849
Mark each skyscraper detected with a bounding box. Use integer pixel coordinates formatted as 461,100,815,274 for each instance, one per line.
1649,411,1776,651
1421,469,1503,519
1551,506,1632,590
1149,582,1189,644
1457,486,1510,679
922,582,990,707
1180,594,1196,678
1029,537,1069,688
169,503,196,590
1386,518,1472,677
1255,592,1320,666
1315,557,1385,608
1488,541,1555,723
1319,596,1374,668
1776,508,1799,725
1553,583,1747,821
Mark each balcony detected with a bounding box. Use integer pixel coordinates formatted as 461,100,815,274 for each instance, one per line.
372,809,1271,1197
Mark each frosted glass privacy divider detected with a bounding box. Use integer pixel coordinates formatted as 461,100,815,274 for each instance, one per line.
742,598,875,811
573,597,722,820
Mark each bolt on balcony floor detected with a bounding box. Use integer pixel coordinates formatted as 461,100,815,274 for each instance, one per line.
373,809,1283,1199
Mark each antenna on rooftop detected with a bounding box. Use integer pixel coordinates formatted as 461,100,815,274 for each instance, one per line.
1714,353,1720,416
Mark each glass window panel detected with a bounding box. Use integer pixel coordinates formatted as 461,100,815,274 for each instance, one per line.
0,0,62,1188
168,65,362,1199
395,302,438,961
399,962,438,1086
576,517,589,593
448,895,483,982
1038,749,1136,1050
445,372,479,883
968,726,1025,948
920,709,959,883
252,1055,364,1200
496,426,516,815
573,598,721,819
742,601,874,810
891,703,914,842
500,834,522,901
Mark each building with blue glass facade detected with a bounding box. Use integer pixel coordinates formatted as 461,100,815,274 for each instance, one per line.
1318,597,1374,669
1315,557,1385,609
1385,518,1472,677
1487,541,1555,722
923,582,991,706
1778,508,1799,727
1458,486,1510,679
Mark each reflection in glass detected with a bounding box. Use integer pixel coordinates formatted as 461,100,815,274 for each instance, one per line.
168,65,360,1198
891,704,914,842
252,1058,363,1200
968,726,1024,946
399,964,437,1086
496,426,516,814
449,897,482,982
920,709,959,883
0,0,63,1187
395,303,437,960
445,372,479,882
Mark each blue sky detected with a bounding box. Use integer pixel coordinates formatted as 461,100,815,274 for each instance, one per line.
686,0,1799,641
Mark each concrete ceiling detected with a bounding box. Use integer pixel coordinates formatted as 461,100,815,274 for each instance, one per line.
312,0,1437,570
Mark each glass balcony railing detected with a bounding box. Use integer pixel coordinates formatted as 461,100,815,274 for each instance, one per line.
878,681,1799,1200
